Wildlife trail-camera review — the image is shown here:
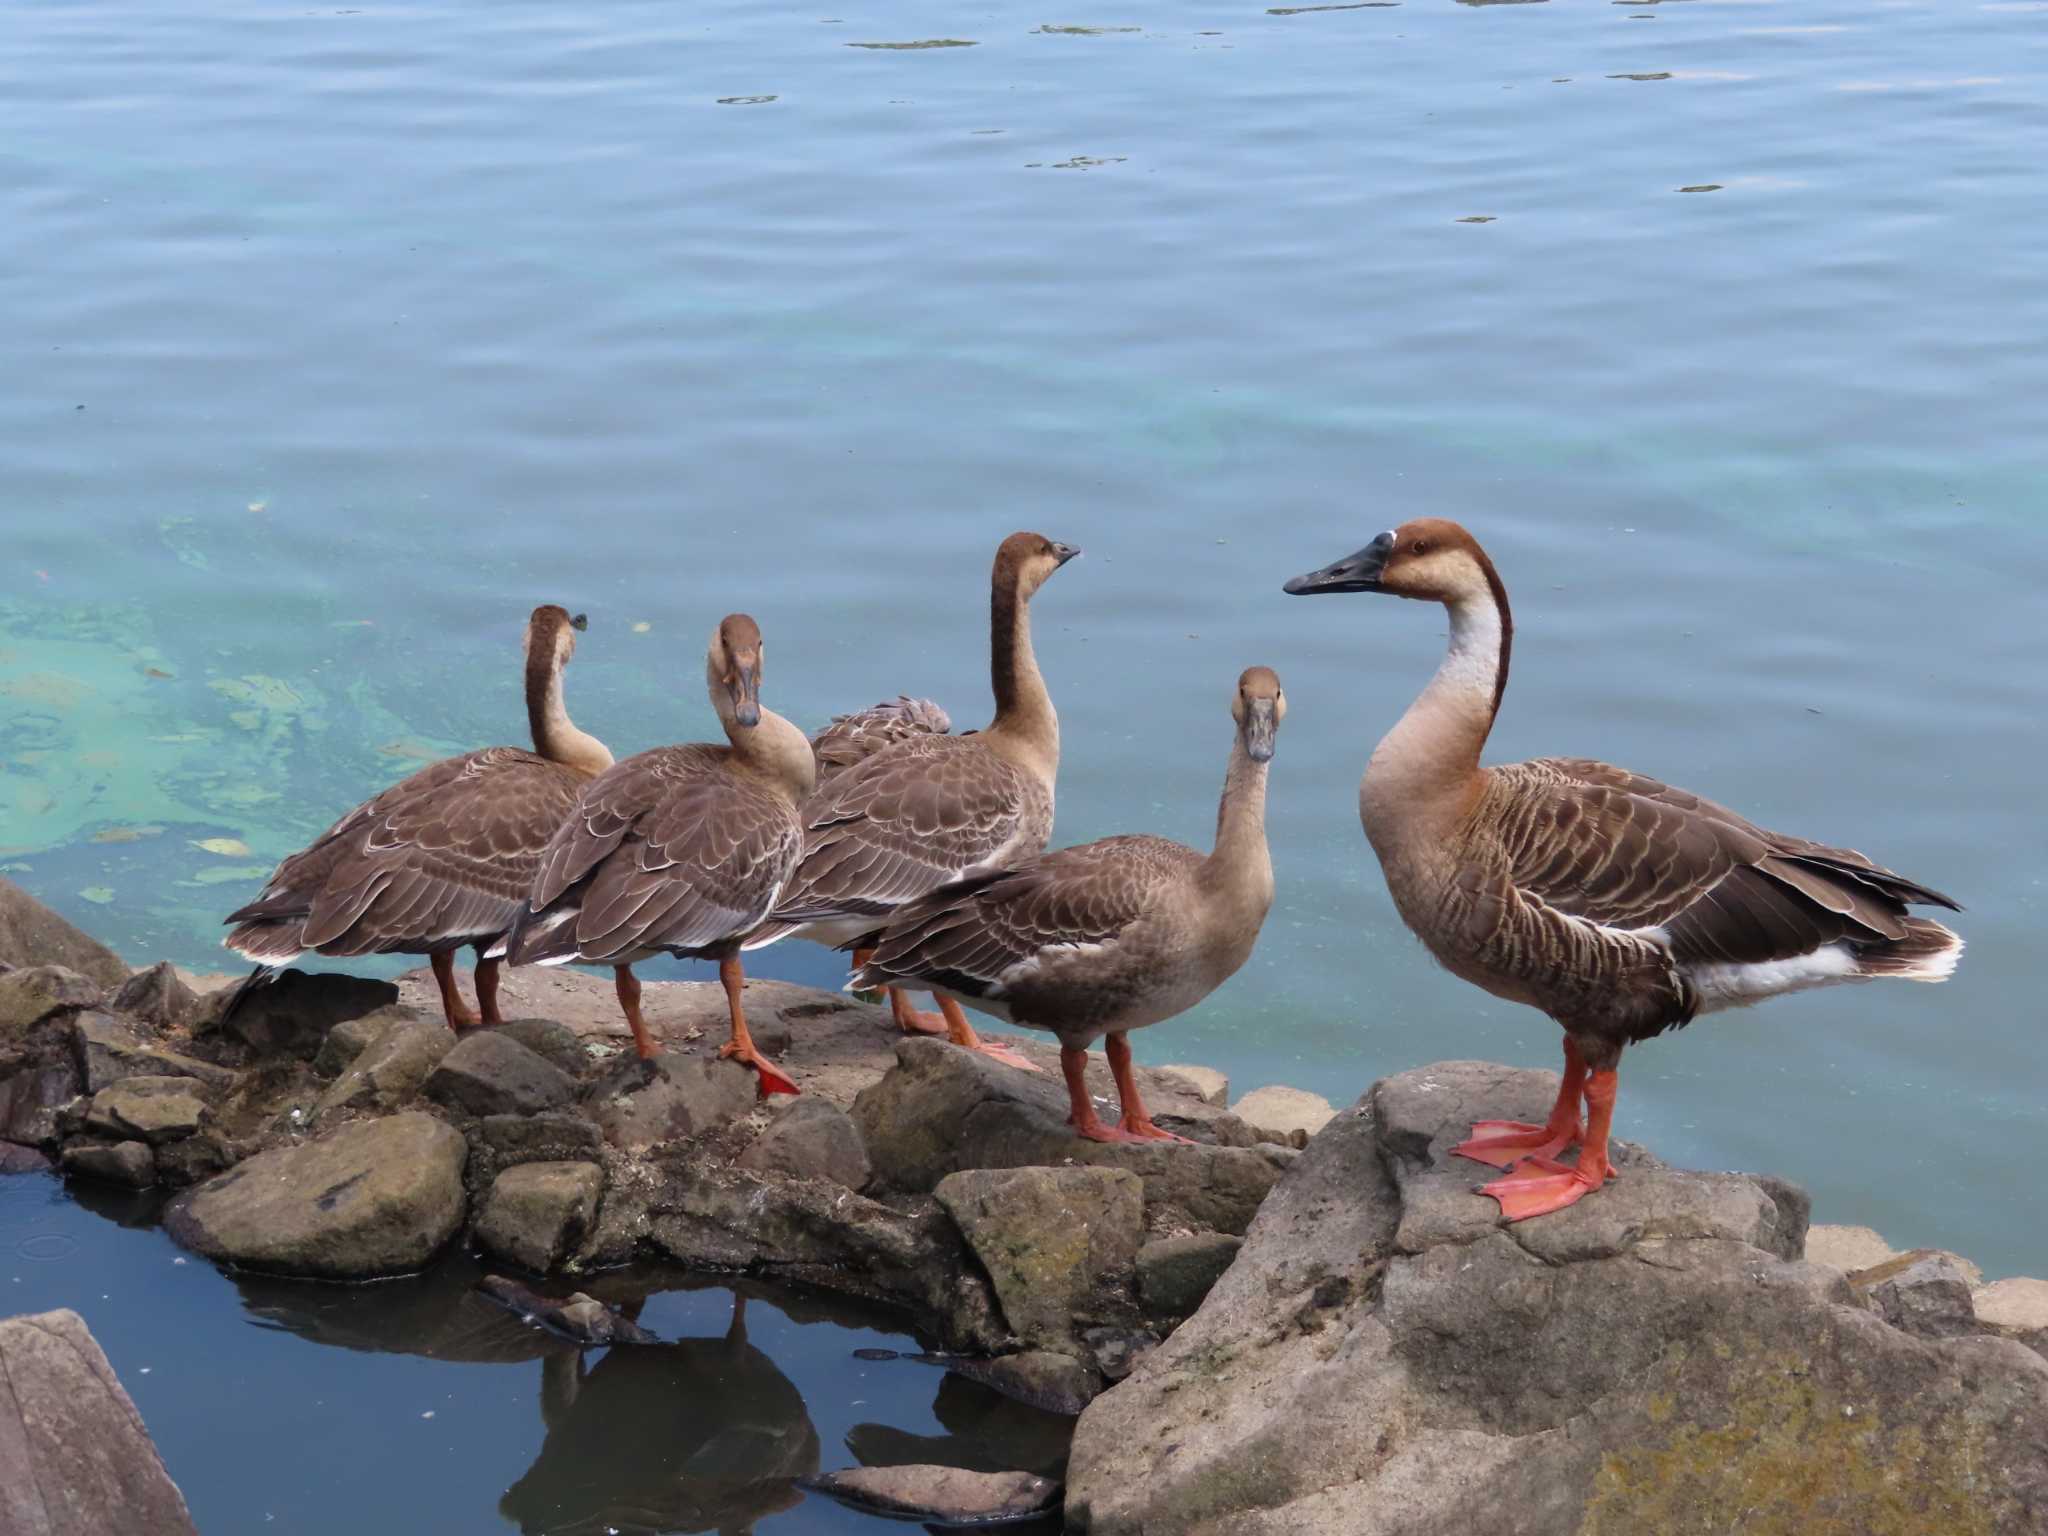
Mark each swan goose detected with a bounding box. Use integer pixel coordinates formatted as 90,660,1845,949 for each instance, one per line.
224,605,613,1031
506,614,815,1094
853,667,1283,1143
745,532,1078,1072
1285,518,1962,1220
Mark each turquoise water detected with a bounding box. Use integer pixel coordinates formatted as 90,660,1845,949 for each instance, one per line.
4,0,2044,1303
0,1175,1067,1534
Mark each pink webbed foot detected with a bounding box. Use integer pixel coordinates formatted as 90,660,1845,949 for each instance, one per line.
719,1041,801,1098
1477,1154,1611,1222
967,1036,1044,1074
1453,1118,1582,1171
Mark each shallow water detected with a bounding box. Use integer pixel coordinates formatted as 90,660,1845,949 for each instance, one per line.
0,1174,1068,1534
1,0,2043,1419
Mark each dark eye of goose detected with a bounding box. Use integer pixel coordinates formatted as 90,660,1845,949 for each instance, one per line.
1411,538,1431,556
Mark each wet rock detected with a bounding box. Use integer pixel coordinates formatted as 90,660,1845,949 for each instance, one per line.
207,968,399,1061
109,962,201,1032
485,1018,587,1077
476,1111,604,1167
166,1110,467,1278
1066,1060,2048,1536
423,1031,575,1118
1137,1232,1243,1317
935,1165,1144,1353
855,1038,1295,1234
61,1139,156,1187
0,966,103,1036
71,1012,235,1094
799,1465,1060,1527
476,1160,604,1273
1230,1084,1337,1147
0,1143,53,1174
0,1059,83,1148
1156,1063,1229,1107
0,877,129,988
919,1348,1103,1414
474,1274,659,1345
0,1308,198,1536
584,1052,756,1151
738,1096,870,1188
1848,1249,1982,1340
314,1013,453,1120
84,1075,207,1143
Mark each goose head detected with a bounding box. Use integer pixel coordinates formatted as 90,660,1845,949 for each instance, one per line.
708,613,765,729
1282,518,1501,608
525,604,591,668
1232,666,1286,763
996,531,1082,600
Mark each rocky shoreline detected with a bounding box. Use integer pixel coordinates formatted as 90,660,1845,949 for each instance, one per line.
4,874,2047,1532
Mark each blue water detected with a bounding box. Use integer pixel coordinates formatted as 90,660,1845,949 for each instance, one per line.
2,0,2043,1336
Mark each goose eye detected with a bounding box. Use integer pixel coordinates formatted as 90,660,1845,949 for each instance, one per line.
1410,538,1431,556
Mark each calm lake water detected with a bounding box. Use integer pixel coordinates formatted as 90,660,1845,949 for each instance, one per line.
3,0,2046,1521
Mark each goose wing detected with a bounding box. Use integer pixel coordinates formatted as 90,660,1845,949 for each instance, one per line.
810,696,952,784
855,835,1193,999
226,748,583,957
515,745,802,963
1488,757,1958,968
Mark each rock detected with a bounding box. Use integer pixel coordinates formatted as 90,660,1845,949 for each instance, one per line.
1804,1221,1899,1271
0,1060,82,1147
475,1111,604,1167
1975,1277,2048,1334
208,968,399,1061
474,1275,659,1345
476,1161,604,1273
84,1075,207,1143
0,1143,53,1174
1137,1232,1243,1317
799,1465,1060,1527
918,1348,1103,1414
165,1110,467,1278
0,966,103,1037
1851,1250,1978,1340
1230,1084,1338,1147
584,1053,756,1151
70,1012,235,1094
0,877,129,988
423,1031,576,1117
935,1166,1144,1353
738,1097,871,1188
311,1012,393,1078
485,1018,588,1077
0,1308,197,1535
61,1140,156,1187
855,1038,1295,1235
109,962,201,1031
1066,1061,2048,1536
314,1013,453,1120
1156,1063,1229,1107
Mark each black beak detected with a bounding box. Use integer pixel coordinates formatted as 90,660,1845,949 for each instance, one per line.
1283,531,1394,596
1051,541,1081,567
729,657,761,727
1243,698,1278,763
569,613,589,632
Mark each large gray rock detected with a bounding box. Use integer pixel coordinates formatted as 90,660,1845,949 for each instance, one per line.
485,1018,588,1077
1137,1232,1243,1318
314,1013,453,1121
935,1166,1144,1353
311,1008,406,1078
206,968,399,1061
1852,1250,1980,1341
109,962,202,1031
475,1161,603,1273
800,1465,1060,1526
84,1075,208,1144
0,877,128,988
1066,1061,2048,1535
60,1140,155,1187
165,1110,467,1278
0,966,103,1036
1230,1083,1338,1147
70,1012,234,1095
423,1031,575,1117
0,1059,82,1148
855,1038,1295,1235
738,1096,871,1188
584,1053,756,1151
0,1144,52,1174
0,1308,197,1535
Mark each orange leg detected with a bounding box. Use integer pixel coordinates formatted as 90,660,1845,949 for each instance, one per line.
1060,1043,1147,1144
1105,1032,1192,1143
718,955,799,1097
889,986,949,1038
431,950,479,1032
613,965,659,1060
938,995,1042,1073
1480,1065,1618,1221
1454,1037,1586,1169
474,954,505,1029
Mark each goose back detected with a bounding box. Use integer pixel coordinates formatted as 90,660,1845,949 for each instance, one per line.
809,696,952,785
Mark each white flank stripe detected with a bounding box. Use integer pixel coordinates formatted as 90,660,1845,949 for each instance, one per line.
1686,944,1862,1015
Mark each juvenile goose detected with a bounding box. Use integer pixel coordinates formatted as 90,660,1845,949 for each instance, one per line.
1284,520,1963,1220
746,532,1078,1070
853,668,1283,1143
505,615,815,1095
223,605,612,1032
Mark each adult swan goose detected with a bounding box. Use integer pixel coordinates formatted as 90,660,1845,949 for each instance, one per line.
1284,519,1962,1221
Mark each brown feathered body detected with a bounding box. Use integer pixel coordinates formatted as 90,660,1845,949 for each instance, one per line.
808,696,952,785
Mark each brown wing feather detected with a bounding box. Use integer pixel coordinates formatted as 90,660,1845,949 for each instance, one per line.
810,697,951,785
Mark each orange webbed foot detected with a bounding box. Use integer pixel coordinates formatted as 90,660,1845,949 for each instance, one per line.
966,1037,1044,1074
720,1040,800,1098
1477,1155,1609,1221
1453,1118,1582,1171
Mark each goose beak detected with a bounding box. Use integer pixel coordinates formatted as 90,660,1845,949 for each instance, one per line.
1283,531,1394,595
569,613,589,632
1052,541,1081,568
728,656,762,727
1243,698,1278,763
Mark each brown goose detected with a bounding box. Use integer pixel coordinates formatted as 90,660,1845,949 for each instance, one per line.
745,532,1078,1071
1284,519,1963,1220
853,668,1283,1142
809,696,952,784
223,605,612,1031
506,614,814,1094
